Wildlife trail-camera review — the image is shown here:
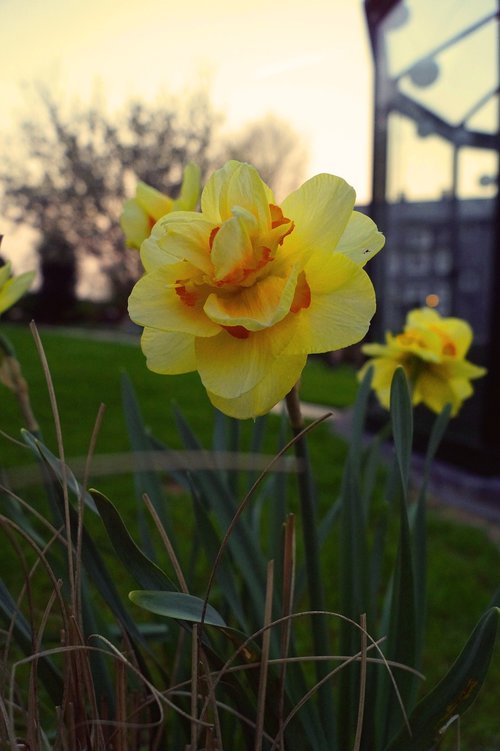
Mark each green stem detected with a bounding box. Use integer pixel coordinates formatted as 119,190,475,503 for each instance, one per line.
285,384,336,747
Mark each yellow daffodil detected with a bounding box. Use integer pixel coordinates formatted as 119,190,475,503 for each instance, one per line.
0,260,35,316
360,307,486,416
129,160,384,419
120,163,201,249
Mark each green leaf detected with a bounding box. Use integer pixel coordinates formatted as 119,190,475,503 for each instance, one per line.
423,403,451,476
21,429,97,512
129,590,227,628
91,489,176,591
336,366,372,749
374,369,419,748
386,607,499,750
390,368,413,490
411,405,451,668
350,364,373,477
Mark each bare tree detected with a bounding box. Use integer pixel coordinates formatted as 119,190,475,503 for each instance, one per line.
223,115,309,200
1,89,307,317
1,86,221,311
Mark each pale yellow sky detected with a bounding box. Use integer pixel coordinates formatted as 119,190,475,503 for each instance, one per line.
0,0,374,288
0,0,374,198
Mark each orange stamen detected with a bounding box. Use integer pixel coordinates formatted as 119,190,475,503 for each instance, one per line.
209,226,220,251
223,325,250,339
216,247,272,287
175,282,197,307
443,342,457,356
269,204,289,229
269,203,295,245
290,272,311,314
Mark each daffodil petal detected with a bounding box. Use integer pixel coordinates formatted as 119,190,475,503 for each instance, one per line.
225,162,273,228
440,359,487,380
434,318,473,358
120,201,151,249
207,354,307,419
201,160,239,222
196,329,285,399
281,174,355,262
336,211,385,266
203,268,298,331
359,357,401,409
141,328,196,374
135,181,174,220
211,214,254,282
393,328,444,362
172,162,201,211
274,253,375,355
142,213,214,272
128,267,220,337
406,308,440,328
416,369,462,416
0,263,12,288
361,342,392,357
202,161,274,224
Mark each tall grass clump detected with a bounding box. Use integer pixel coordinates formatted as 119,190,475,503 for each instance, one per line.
0,323,497,750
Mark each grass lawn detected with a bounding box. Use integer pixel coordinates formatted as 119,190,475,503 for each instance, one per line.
1,322,499,749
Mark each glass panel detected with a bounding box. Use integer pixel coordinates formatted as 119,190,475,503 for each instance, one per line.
467,93,498,132
397,21,498,128
458,147,499,199
386,113,453,202
383,0,497,79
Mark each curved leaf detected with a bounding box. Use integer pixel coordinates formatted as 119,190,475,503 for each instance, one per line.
386,607,499,750
91,490,176,591
129,590,227,628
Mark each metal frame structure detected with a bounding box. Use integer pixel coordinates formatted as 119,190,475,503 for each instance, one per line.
364,0,500,472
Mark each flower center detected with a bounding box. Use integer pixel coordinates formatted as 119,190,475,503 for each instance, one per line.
290,271,311,313
396,332,426,350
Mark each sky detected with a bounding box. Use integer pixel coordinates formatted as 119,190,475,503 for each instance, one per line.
0,0,373,189
0,0,374,280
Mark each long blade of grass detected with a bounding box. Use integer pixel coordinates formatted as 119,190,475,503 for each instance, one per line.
254,560,274,751
121,373,174,557
0,579,63,704
172,405,267,621
190,481,249,631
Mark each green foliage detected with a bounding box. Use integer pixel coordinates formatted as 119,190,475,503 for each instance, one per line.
0,324,499,749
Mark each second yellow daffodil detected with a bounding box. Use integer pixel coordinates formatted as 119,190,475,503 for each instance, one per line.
129,160,384,418
121,163,201,249
360,307,486,416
